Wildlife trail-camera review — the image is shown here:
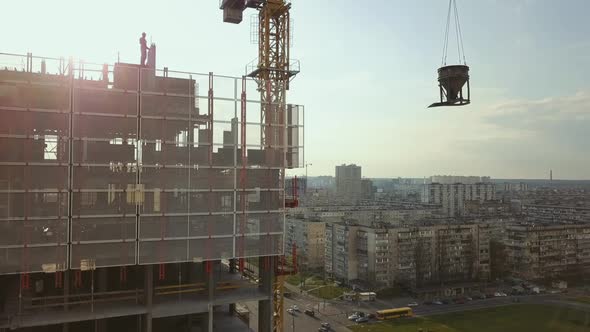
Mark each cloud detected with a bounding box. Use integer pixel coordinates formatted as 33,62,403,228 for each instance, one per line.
451,90,590,178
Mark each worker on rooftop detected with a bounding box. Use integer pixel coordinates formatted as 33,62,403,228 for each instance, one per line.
139,32,150,66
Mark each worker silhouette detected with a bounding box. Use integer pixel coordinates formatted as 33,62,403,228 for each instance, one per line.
139,32,150,66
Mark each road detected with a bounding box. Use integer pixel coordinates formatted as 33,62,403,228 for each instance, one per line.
242,289,590,331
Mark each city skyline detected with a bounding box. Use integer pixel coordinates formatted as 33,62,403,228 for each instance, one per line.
2,0,589,179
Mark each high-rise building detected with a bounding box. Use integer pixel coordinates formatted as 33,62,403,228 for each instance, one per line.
324,222,359,282
422,182,496,217
506,224,590,280
0,52,304,331
335,164,362,204
324,221,493,289
361,179,376,200
285,218,325,270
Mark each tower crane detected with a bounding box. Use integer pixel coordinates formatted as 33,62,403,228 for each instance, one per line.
219,1,300,331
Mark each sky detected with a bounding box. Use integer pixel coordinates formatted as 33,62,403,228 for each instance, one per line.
2,0,589,179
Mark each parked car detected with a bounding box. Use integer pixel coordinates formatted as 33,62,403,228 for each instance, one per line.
304,309,315,317
287,308,295,315
318,328,329,332
433,300,443,305
355,316,369,323
442,299,450,304
466,297,473,301
407,302,419,307
424,301,433,305
455,298,466,304
321,322,331,329
291,305,300,312
348,314,360,321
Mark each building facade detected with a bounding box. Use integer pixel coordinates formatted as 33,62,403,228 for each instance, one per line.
0,52,304,331
505,224,590,280
423,182,496,217
324,222,492,289
335,164,362,204
285,218,325,270
324,222,359,282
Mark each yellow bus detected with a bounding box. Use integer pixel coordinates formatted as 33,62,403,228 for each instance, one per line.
376,307,414,320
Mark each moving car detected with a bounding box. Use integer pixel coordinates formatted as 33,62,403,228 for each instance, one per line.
304,309,315,317
355,316,369,323
291,305,300,312
321,322,331,329
287,308,295,315
318,328,329,332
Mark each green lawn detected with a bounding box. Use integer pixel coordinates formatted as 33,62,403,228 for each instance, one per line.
569,296,590,305
349,305,590,332
309,285,346,299
285,274,303,286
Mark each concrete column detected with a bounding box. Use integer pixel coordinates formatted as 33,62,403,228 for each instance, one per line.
229,259,237,273
63,270,70,332
144,265,153,332
205,261,218,332
258,256,274,332
228,259,237,314
185,314,192,332
208,304,214,332
96,268,108,332
229,302,236,315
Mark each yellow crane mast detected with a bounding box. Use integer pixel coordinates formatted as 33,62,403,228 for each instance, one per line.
220,1,299,331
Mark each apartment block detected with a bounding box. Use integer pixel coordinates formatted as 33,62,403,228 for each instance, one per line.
522,205,590,223
324,222,359,282
324,222,492,289
285,218,325,270
502,182,529,192
505,224,590,280
423,182,496,217
335,164,361,204
430,175,491,184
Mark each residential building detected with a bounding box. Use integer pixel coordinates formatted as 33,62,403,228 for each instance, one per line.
502,182,529,192
422,182,496,217
325,222,359,282
361,179,376,200
324,221,492,289
335,164,362,204
522,205,590,223
430,175,491,184
505,224,590,280
285,218,325,270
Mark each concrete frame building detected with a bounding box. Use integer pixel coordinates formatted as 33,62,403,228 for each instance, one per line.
324,222,492,289
422,182,496,217
284,218,325,271
505,224,590,280
335,164,361,204
0,52,304,331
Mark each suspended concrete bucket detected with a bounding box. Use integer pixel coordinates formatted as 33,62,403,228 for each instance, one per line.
429,65,470,108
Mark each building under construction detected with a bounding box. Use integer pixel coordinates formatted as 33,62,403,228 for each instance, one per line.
0,50,304,331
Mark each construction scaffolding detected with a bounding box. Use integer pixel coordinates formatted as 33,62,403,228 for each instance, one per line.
0,51,304,331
